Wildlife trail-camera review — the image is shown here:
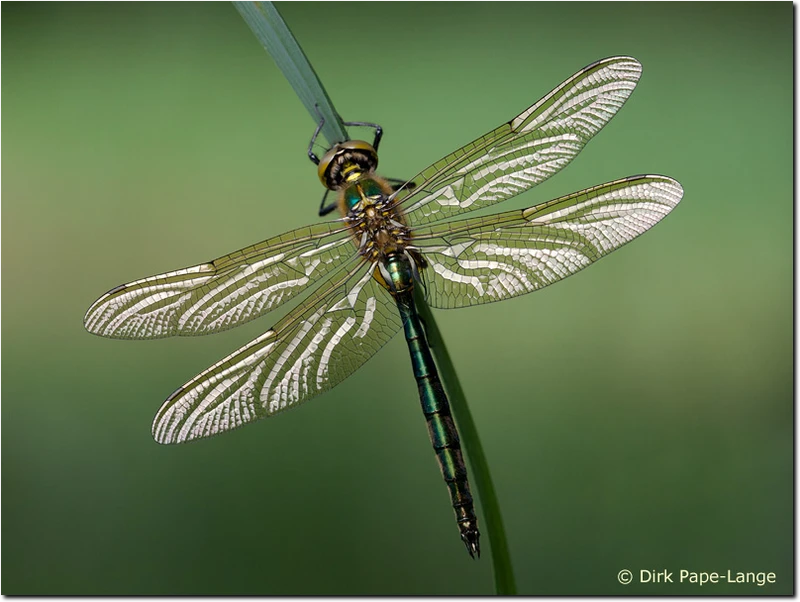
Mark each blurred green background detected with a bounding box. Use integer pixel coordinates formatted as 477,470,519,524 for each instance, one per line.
2,2,792,595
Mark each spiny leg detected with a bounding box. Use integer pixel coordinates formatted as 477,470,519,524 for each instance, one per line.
318,189,337,217
307,108,325,166
343,120,383,152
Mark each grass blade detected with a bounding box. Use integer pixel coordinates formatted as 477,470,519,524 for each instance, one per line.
233,1,347,145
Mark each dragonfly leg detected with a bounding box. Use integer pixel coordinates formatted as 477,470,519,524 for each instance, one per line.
318,189,338,217
307,105,326,165
343,120,383,151
386,177,417,194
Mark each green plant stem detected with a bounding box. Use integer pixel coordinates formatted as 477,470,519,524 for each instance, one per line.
234,2,517,594
233,1,347,145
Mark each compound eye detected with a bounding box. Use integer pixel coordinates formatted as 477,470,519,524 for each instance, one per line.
317,146,340,189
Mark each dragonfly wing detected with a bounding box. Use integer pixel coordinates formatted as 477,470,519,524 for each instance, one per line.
152,258,401,444
84,221,355,339
412,176,683,308
397,56,642,226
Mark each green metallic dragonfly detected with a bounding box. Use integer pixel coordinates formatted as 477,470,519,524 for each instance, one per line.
84,56,682,558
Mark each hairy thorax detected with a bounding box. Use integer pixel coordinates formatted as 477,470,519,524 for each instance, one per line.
338,175,412,262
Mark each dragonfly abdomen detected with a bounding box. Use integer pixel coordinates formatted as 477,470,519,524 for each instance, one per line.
394,284,480,558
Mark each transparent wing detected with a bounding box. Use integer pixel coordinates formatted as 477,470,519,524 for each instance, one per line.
84,221,355,339
396,56,643,226
411,176,683,309
152,257,402,444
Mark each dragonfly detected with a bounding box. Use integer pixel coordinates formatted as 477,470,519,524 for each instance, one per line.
84,56,682,558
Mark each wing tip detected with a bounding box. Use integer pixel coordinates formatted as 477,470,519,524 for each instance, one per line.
590,55,643,76
635,174,685,207
151,386,186,444
83,285,123,335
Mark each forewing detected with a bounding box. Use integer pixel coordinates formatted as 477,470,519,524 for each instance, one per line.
412,176,683,308
152,258,402,444
397,56,643,226
84,221,354,339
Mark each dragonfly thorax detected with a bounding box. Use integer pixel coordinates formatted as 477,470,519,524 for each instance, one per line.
343,178,412,262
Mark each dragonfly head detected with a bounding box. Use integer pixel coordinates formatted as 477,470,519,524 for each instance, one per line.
318,140,378,190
